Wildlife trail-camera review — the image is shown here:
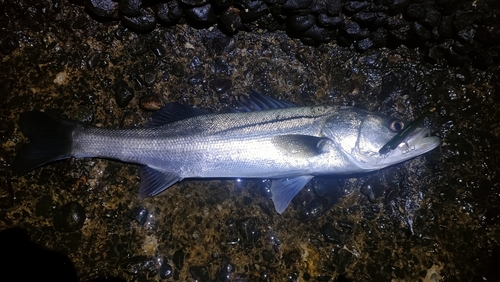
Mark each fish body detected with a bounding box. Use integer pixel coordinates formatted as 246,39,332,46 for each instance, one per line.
13,92,440,213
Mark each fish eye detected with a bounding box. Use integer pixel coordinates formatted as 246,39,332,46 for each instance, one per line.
389,119,405,132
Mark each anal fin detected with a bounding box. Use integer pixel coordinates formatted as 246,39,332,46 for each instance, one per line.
139,166,182,198
271,175,314,214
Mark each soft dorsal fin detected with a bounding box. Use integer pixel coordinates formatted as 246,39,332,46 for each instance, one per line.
271,175,314,214
233,90,295,112
149,103,210,127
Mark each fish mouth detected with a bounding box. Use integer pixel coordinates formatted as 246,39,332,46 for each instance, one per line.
395,128,440,157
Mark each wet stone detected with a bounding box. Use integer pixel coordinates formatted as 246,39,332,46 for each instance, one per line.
343,1,369,13
220,7,243,33
189,265,209,281
215,260,235,281
184,4,216,26
129,205,149,226
322,222,345,244
159,259,173,279
261,249,274,263
282,0,313,10
114,80,135,107
208,77,232,94
155,1,183,25
53,202,86,232
356,37,374,52
203,29,236,55
210,58,232,75
317,14,344,28
237,217,261,244
121,8,156,32
85,0,118,18
188,73,204,86
288,15,315,32
326,0,341,16
173,248,185,270
119,0,142,17
123,255,157,275
360,177,383,203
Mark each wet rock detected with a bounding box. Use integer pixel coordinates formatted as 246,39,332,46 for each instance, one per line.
220,7,243,33
129,206,149,226
343,1,369,14
184,4,216,26
321,222,345,244
189,265,209,281
215,259,235,281
317,14,344,28
237,217,261,244
139,95,163,111
155,1,183,25
53,202,86,232
282,0,313,10
203,29,236,55
301,198,331,220
159,258,173,279
119,0,142,17
356,37,374,52
121,8,156,32
188,73,204,86
360,177,383,203
85,0,118,18
326,0,341,16
342,21,361,40
288,15,315,32
173,249,185,270
208,77,232,94
114,80,135,107
210,58,232,75
261,249,274,263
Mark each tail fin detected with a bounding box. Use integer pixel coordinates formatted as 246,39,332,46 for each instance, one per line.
12,112,77,175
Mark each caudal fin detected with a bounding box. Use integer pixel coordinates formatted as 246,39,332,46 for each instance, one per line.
12,112,77,175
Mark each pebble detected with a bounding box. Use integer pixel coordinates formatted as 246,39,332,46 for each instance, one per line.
159,258,173,279
85,0,118,18
129,205,149,226
121,8,156,32
237,217,261,244
172,248,185,270
114,80,135,107
321,222,345,244
119,0,142,17
184,4,216,26
53,202,86,232
208,77,232,94
123,255,157,275
189,265,209,281
360,177,383,203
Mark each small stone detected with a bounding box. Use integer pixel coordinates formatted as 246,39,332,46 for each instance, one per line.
325,0,341,15
53,202,86,232
159,259,173,279
189,266,209,281
129,206,149,226
188,73,205,86
121,8,156,32
220,7,243,33
288,15,315,32
282,0,313,10
114,81,134,107
155,1,183,25
209,78,232,94
173,249,185,269
85,0,117,18
321,222,345,244
184,4,216,26
343,1,369,13
119,0,142,17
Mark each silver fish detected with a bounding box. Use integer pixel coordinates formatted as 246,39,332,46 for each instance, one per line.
12,92,440,213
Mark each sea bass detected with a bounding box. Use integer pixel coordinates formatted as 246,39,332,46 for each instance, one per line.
12,92,440,213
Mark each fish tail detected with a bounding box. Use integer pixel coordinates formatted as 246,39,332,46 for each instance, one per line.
12,112,77,175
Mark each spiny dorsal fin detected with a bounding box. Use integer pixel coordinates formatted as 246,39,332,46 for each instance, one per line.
233,90,295,112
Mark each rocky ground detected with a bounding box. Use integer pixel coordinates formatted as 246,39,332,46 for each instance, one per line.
1,0,499,281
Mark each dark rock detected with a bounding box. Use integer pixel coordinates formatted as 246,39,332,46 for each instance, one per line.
360,177,383,203
387,0,409,16
322,222,345,244
412,21,431,41
261,249,274,262
155,1,183,25
0,35,19,55
53,202,86,232
300,25,336,45
119,0,142,17
317,13,344,28
85,0,118,18
419,8,441,28
220,7,243,33
288,15,316,32
114,80,134,107
326,0,341,16
184,4,216,26
301,198,331,219
457,25,476,44
342,21,361,40
370,28,387,46
149,41,166,57
159,259,173,279
123,255,157,275
189,265,209,281
188,73,205,86
356,37,374,52
237,217,261,244
129,206,149,226
209,77,232,94
215,260,235,281
282,0,313,10
203,29,236,55
210,58,232,75
343,1,369,14
173,249,185,269
121,8,156,32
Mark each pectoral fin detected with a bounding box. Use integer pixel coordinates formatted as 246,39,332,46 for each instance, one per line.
271,176,314,214
139,166,182,198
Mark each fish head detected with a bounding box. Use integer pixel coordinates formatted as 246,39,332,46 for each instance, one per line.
323,108,440,171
